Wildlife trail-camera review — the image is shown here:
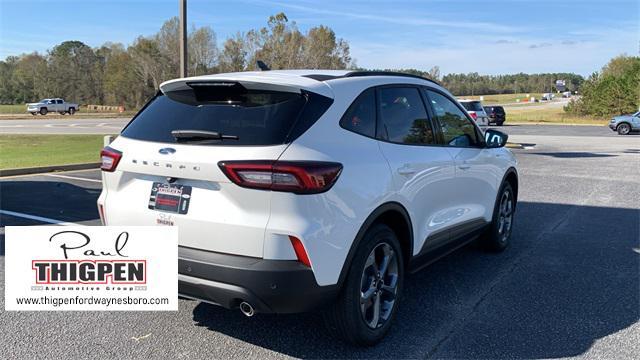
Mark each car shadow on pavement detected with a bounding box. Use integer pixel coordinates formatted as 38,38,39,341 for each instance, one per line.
531,152,618,158
0,180,101,256
191,201,639,359
0,180,101,224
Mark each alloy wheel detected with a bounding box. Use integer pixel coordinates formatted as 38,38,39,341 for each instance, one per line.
497,190,514,242
360,242,399,329
618,124,630,135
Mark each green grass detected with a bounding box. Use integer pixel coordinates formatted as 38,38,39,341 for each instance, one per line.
0,104,27,114
462,93,544,104
505,107,606,124
0,135,106,170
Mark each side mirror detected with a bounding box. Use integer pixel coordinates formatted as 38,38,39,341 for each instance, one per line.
485,129,508,148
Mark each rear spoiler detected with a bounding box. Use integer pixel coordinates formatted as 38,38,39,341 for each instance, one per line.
160,73,335,99
160,79,304,95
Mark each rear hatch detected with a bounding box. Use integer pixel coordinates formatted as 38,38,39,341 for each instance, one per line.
102,79,332,258
461,101,487,124
461,101,485,114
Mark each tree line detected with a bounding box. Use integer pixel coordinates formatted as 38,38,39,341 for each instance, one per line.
373,67,584,96
0,11,613,111
0,13,352,108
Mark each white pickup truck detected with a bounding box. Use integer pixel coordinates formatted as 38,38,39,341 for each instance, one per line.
27,98,79,115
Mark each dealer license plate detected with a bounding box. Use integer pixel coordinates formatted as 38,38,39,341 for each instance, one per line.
148,182,191,214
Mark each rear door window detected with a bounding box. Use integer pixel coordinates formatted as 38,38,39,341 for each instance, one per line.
121,84,328,146
461,101,483,112
340,88,376,138
377,87,435,145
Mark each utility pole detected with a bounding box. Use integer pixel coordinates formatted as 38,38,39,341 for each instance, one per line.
179,0,188,78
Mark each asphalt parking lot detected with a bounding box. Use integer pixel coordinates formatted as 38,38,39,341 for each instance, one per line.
0,125,638,359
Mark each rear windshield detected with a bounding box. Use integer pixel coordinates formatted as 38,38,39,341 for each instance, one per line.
484,106,504,113
461,101,483,112
121,87,312,146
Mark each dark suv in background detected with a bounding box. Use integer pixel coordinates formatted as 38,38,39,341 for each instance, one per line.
484,106,506,126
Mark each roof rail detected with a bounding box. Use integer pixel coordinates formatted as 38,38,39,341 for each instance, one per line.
344,71,440,85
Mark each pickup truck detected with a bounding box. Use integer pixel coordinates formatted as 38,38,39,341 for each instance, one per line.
541,93,554,101
27,98,79,115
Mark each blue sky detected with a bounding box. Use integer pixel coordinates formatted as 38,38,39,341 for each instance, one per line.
0,0,637,75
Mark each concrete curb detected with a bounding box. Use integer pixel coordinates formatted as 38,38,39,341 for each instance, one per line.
0,162,100,177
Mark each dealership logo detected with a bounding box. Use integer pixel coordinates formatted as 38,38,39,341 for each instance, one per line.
5,226,178,311
31,230,146,285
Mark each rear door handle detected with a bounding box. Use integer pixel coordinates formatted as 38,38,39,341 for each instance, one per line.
458,164,471,170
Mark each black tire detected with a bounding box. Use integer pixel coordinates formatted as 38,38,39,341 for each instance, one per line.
39,107,48,115
497,121,504,126
323,223,404,346
482,182,515,252
617,123,631,135
68,107,76,115
30,112,37,116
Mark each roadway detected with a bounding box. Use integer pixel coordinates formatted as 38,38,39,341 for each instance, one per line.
0,114,618,138
0,117,129,134
501,97,572,110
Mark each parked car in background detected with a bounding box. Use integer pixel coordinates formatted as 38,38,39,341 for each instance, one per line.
459,99,489,126
26,98,78,115
484,106,506,126
562,91,572,98
609,111,640,135
541,93,554,101
98,70,518,345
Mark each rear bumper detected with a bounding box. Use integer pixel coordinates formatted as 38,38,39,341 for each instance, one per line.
178,246,338,314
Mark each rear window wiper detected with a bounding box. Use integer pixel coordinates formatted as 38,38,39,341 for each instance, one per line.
171,130,239,142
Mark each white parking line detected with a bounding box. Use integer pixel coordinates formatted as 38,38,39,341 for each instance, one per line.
0,168,101,180
45,173,102,183
0,209,83,226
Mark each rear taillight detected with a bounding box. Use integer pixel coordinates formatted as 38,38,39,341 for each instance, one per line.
100,146,122,172
218,160,343,194
469,112,478,120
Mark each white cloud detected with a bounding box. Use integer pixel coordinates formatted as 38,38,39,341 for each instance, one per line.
245,0,523,33
350,26,638,75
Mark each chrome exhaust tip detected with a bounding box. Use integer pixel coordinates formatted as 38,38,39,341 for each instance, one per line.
239,302,255,317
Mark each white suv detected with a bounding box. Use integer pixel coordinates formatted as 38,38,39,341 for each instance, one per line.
98,70,518,345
